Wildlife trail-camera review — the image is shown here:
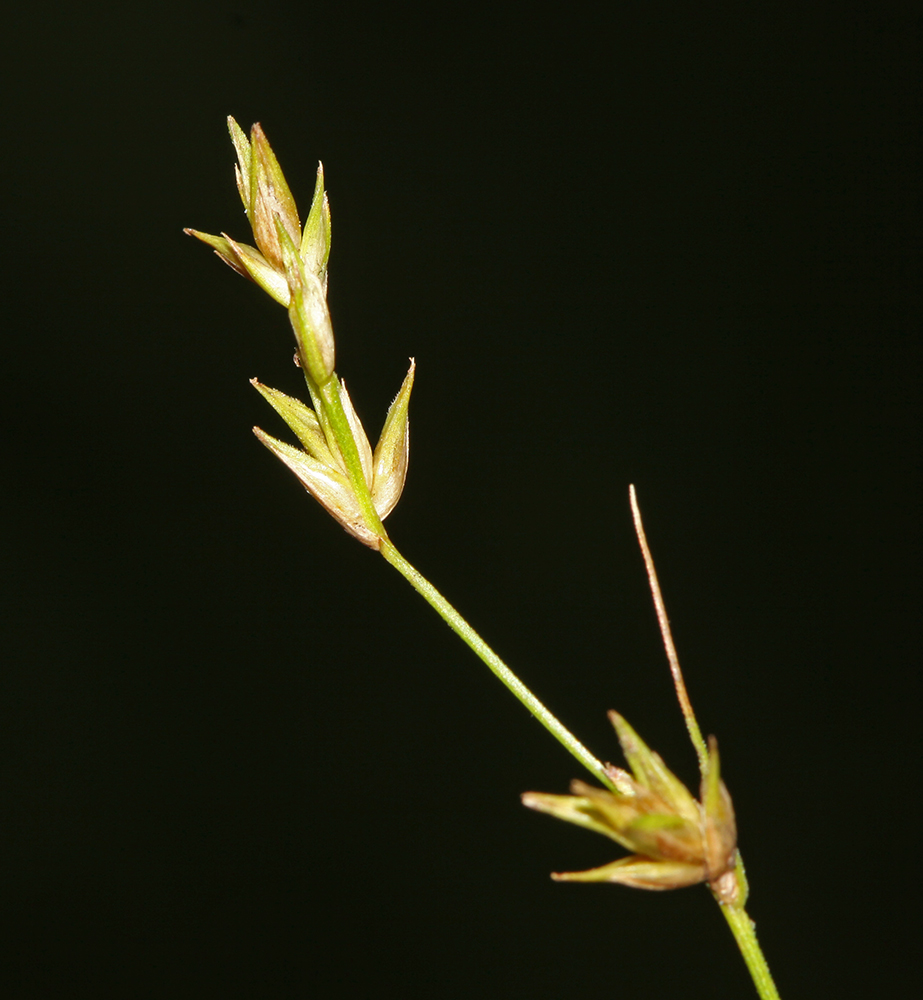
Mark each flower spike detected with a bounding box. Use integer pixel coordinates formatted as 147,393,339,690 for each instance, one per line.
251,362,414,549
522,711,739,899
188,119,415,548
185,119,326,312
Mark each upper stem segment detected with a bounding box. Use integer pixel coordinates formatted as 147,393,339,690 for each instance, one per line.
378,539,616,792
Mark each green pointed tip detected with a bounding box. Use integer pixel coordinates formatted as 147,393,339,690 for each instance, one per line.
183,226,228,250
525,785,639,854
607,712,651,785
521,791,620,842
301,162,331,280
250,379,334,464
183,228,250,277
371,360,415,520
227,117,252,215
248,123,301,271
608,711,700,822
551,856,706,890
184,225,291,304
227,116,249,152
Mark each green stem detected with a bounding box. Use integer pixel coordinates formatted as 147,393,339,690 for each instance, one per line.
379,539,616,792
719,903,781,1000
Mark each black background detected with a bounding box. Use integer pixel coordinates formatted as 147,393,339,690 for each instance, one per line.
2,3,919,997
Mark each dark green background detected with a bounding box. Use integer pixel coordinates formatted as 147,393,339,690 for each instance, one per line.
2,3,918,997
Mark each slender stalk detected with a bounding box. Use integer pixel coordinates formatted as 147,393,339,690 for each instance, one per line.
629,485,709,770
379,539,616,792
720,903,782,1000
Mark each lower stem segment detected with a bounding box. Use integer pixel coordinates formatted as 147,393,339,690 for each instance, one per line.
379,539,615,791
720,903,781,1000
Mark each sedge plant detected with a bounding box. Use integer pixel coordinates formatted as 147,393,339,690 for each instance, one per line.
185,118,781,999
